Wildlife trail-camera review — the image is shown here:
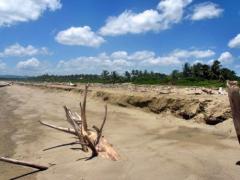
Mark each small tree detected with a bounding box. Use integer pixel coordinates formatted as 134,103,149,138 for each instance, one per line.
183,63,192,77
101,70,109,83
110,71,119,84
211,60,221,80
124,71,131,82
220,68,237,81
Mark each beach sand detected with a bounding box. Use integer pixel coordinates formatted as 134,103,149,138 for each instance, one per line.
1,84,240,180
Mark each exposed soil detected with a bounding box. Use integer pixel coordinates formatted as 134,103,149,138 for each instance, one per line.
17,82,232,125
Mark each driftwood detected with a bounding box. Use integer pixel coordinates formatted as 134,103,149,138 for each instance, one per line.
0,157,48,171
68,82,77,87
0,82,12,88
227,81,240,144
201,88,214,94
40,121,76,135
41,84,120,161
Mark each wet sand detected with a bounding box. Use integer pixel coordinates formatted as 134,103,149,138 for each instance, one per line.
1,85,240,180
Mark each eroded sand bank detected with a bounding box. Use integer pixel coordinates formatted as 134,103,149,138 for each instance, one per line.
1,85,240,180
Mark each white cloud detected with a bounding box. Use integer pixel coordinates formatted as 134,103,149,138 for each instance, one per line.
110,51,128,59
56,49,199,74
55,48,216,74
99,0,192,36
204,51,234,65
218,51,233,64
55,26,105,47
129,51,156,61
0,43,50,57
57,53,132,74
207,59,215,65
157,0,192,24
228,34,240,48
192,60,204,64
190,2,223,21
99,10,162,36
8,47,218,75
0,0,62,27
17,57,40,69
129,50,182,66
170,49,215,58
144,56,181,66
0,60,6,70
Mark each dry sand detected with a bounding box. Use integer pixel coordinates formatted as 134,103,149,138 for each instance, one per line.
0,84,240,180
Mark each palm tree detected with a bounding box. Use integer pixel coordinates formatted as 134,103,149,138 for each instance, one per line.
124,71,131,82
101,70,109,83
220,68,237,81
183,63,192,77
192,63,203,78
211,60,221,80
202,64,211,79
110,71,118,84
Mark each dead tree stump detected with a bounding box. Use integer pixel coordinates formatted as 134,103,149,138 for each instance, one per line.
41,84,120,161
227,81,240,144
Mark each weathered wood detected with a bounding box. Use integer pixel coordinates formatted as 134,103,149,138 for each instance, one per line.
95,137,120,161
84,135,98,159
0,157,48,170
0,82,12,88
92,125,100,133
40,120,76,135
64,106,89,152
82,84,89,130
202,88,214,94
227,81,240,144
40,84,120,161
95,105,107,145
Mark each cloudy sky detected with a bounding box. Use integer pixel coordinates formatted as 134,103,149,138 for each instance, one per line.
0,0,239,75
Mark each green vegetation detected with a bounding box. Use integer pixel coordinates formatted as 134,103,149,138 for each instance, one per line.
4,60,238,88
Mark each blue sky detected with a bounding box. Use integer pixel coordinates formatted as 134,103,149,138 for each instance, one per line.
0,0,240,75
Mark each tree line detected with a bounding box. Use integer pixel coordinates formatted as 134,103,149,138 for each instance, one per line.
18,60,238,87
180,60,237,81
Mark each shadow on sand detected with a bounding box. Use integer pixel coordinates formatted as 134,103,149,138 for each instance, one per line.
9,169,42,180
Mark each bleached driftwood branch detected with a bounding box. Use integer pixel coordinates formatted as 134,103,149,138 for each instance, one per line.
41,84,120,161
0,157,48,171
40,121,76,135
0,82,12,88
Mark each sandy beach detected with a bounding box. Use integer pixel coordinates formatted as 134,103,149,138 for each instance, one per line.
1,84,240,180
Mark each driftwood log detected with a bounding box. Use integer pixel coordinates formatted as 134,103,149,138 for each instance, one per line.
0,82,12,88
227,81,240,144
0,157,48,170
41,84,119,161
201,88,214,94
40,121,76,135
